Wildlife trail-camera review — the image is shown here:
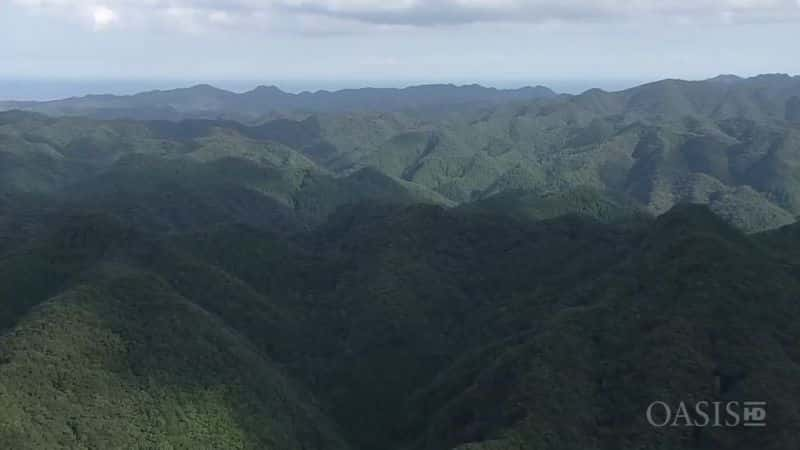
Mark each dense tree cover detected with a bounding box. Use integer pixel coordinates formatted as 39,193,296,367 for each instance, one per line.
4,74,800,232
2,201,800,449
2,75,800,449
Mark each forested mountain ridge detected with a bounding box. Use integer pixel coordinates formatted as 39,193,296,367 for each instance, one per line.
2,200,800,450
2,74,800,450
0,110,451,235
4,74,800,233
3,74,798,123
0,83,558,121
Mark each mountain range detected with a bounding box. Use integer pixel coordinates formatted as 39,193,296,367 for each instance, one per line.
0,83,558,121
2,74,800,450
4,74,800,232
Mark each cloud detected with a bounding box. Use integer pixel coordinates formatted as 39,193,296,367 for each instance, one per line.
276,0,800,25
91,5,117,28
10,0,800,32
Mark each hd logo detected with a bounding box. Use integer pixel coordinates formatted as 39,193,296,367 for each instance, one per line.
646,401,767,428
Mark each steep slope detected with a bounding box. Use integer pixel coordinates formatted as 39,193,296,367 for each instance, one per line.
0,214,351,450
275,76,800,230
0,278,349,450
407,206,800,450
459,186,650,224
2,195,800,450
173,203,639,449
162,203,800,450
0,111,450,233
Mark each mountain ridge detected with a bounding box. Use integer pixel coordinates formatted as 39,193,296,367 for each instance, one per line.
0,83,558,120
4,76,800,447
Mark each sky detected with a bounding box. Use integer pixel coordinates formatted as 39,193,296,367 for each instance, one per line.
2,0,800,98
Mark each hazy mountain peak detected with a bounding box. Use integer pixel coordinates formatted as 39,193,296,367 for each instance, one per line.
581,87,609,95
707,74,744,84
2,81,558,118
245,85,285,95
189,83,223,90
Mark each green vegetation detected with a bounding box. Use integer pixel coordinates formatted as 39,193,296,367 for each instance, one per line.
3,202,800,450
2,75,800,449
5,74,800,232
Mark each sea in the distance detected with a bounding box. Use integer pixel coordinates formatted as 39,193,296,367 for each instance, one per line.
0,78,646,102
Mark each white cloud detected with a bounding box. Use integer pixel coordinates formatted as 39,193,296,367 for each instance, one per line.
10,0,800,33
91,5,117,28
276,0,800,25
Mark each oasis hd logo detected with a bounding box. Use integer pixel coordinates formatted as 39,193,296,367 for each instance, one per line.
646,401,767,428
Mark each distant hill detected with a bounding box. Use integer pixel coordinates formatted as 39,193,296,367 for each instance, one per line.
264,74,800,232
4,74,800,234
565,73,800,122
0,111,451,235
0,83,558,121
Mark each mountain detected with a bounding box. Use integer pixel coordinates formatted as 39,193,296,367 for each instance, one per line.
3,199,800,450
5,74,800,234
250,74,800,232
0,83,558,121
459,186,651,224
0,213,350,450
406,205,800,450
3,74,800,450
560,73,800,122
0,111,451,234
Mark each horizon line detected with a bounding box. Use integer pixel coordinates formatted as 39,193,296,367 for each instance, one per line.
0,73,797,103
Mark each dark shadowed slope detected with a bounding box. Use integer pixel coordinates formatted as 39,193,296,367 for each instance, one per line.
3,202,799,450
0,214,350,450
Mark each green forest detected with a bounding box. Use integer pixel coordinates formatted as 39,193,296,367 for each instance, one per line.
2,74,800,449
